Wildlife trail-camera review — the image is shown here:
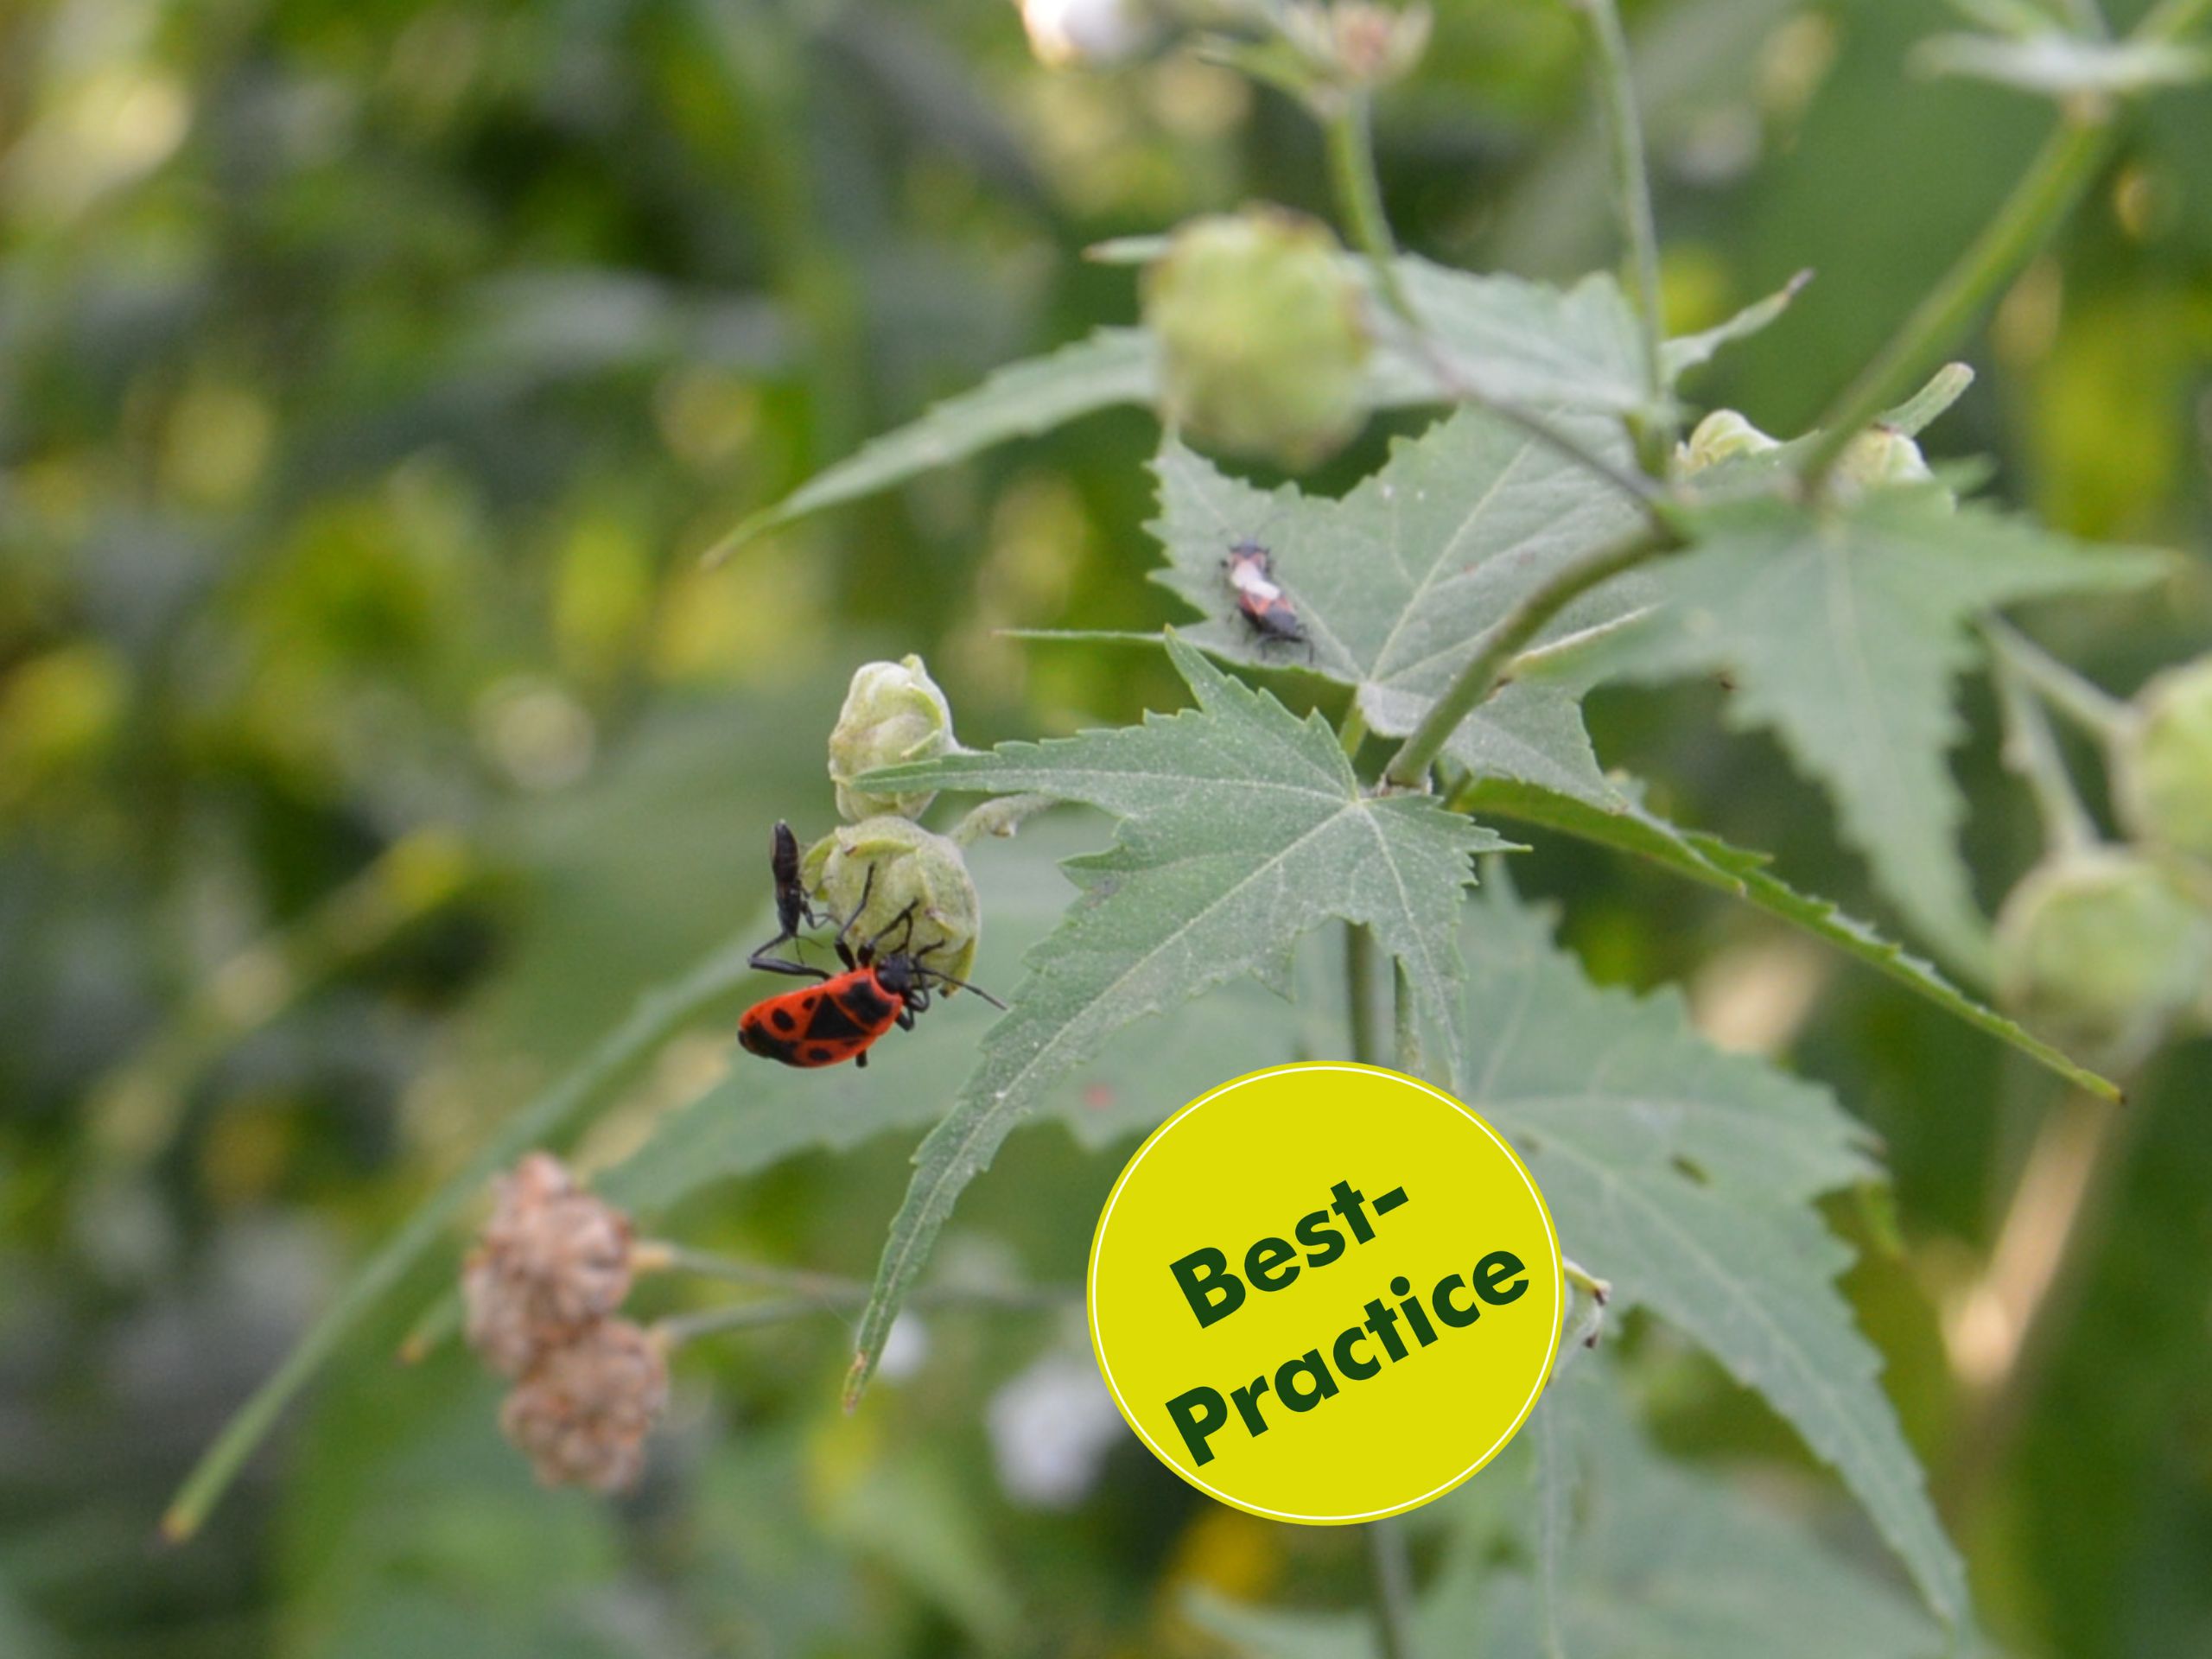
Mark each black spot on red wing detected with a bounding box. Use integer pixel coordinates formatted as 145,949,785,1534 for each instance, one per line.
839,980,896,1027
771,1007,797,1033
805,1045,840,1065
809,995,874,1042
739,1021,800,1065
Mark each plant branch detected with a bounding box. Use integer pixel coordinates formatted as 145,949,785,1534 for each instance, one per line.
1984,616,2135,742
656,1272,1071,1346
1383,524,1677,789
1392,959,1425,1083
1567,0,1669,460
1367,1515,1419,1659
1992,645,2101,855
1347,923,1382,1066
1798,114,2110,492
1789,0,2212,494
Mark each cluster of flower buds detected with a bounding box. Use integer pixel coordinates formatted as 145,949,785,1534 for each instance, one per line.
463,1154,666,1491
1995,654,2212,1068
810,657,984,973
1144,208,1371,469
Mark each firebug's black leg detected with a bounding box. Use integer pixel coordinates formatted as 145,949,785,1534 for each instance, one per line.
861,899,919,963
855,1048,868,1069
748,934,831,981
832,863,879,969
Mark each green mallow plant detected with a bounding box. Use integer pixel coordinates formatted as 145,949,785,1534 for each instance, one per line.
171,2,2212,1655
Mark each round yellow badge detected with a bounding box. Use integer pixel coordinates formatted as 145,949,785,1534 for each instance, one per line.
1088,1062,1562,1523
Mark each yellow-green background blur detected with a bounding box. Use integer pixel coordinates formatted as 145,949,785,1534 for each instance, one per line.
3,2,2209,1656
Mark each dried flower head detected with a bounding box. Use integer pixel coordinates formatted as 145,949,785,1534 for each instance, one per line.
463,1153,635,1377
499,1319,670,1493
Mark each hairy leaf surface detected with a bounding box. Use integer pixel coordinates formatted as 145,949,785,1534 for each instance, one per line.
1452,885,1968,1627
837,637,1508,1399
1192,1365,1942,1658
1589,491,2169,976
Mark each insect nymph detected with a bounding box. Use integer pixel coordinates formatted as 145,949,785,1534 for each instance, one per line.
1224,541,1308,651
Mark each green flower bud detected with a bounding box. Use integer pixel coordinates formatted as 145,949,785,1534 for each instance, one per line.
1144,209,1370,470
1994,849,2212,1065
1678,410,1781,475
828,656,955,823
803,817,981,986
1833,427,1936,497
2115,657,2212,863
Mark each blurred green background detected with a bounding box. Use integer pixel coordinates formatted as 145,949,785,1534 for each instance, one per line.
2,0,2209,1655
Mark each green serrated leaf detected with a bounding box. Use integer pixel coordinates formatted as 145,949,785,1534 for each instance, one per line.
1192,1365,1943,1659
1585,489,2171,978
1147,405,1647,796
838,637,1509,1402
1661,269,1813,381
1453,885,1970,1629
1916,31,2210,96
713,257,1708,552
1459,774,2123,1100
709,327,1157,556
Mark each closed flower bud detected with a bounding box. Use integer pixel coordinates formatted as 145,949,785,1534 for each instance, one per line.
1995,849,2212,1065
1144,210,1370,470
829,656,956,823
462,1153,635,1378
804,816,982,985
1677,409,1781,475
2115,657,2212,863
499,1319,669,1493
1833,426,1937,497
1019,0,1154,68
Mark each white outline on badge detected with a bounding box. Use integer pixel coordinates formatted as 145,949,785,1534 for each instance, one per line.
1085,1061,1565,1525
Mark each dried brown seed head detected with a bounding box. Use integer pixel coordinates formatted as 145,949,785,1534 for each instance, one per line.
462,1152,635,1376
499,1319,670,1493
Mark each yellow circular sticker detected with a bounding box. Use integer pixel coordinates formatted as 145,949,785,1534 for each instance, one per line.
1088,1063,1562,1524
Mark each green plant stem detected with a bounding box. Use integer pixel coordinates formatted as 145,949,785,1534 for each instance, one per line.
1367,1515,1419,1659
1392,959,1425,1083
1323,89,1409,308
1799,114,2110,491
1984,617,2136,742
1992,646,2101,855
656,1273,1070,1346
162,930,774,1542
1346,924,1382,1066
1567,0,1669,462
1383,524,1677,789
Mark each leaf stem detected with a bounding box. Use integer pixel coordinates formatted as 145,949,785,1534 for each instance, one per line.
1992,646,2101,855
950,792,1058,846
1983,617,2136,742
655,1273,1071,1346
1367,1515,1420,1659
1799,111,2111,492
1382,524,1677,790
1567,0,1670,461
162,930,773,1542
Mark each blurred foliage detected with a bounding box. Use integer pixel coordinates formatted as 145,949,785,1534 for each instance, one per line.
2,1,2209,1656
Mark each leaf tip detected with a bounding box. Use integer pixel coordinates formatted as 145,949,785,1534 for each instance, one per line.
841,1349,874,1413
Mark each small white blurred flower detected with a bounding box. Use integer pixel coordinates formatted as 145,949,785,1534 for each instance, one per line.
986,1351,1128,1509
877,1311,931,1382
1019,0,1154,69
